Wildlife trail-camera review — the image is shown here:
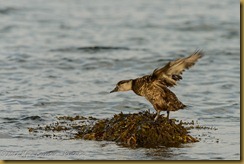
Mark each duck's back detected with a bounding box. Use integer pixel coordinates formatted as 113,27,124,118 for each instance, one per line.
132,76,186,112
132,75,151,96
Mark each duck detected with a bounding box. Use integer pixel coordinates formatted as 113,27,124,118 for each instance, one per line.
110,50,203,121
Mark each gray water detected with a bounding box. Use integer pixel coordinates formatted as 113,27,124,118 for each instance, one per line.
0,0,240,160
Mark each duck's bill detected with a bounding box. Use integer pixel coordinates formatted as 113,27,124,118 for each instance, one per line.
110,86,118,93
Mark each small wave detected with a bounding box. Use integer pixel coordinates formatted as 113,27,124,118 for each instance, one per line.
0,133,11,138
0,7,18,15
2,117,17,121
2,117,19,124
21,116,42,121
77,46,131,51
170,21,218,32
50,46,147,53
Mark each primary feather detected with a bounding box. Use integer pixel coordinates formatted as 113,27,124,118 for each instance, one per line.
152,50,203,87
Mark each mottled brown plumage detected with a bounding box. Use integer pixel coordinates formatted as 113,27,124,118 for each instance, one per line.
110,50,204,121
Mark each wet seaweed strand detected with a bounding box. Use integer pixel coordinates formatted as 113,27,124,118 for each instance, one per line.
75,111,199,148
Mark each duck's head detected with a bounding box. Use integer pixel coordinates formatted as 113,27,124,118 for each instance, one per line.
110,79,133,93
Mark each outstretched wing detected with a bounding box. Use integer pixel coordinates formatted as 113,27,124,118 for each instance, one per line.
152,50,204,87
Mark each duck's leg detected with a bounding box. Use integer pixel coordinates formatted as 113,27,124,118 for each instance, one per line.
154,110,161,122
166,111,170,120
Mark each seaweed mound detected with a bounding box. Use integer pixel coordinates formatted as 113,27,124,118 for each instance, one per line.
75,111,198,148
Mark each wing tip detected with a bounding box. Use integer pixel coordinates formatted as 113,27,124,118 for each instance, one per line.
194,49,204,58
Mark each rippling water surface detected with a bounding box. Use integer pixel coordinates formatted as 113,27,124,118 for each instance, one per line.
0,0,240,160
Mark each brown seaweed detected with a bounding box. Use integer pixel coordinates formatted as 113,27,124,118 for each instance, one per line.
28,111,218,148
74,111,199,148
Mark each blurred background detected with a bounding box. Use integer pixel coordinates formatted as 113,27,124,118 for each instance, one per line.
0,0,240,160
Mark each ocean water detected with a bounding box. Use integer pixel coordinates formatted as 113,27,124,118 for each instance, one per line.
0,0,240,160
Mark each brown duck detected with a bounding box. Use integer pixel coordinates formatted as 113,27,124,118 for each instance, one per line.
110,50,203,121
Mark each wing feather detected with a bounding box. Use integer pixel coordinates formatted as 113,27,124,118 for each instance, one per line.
152,50,204,87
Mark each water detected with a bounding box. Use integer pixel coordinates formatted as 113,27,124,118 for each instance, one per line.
0,0,240,160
